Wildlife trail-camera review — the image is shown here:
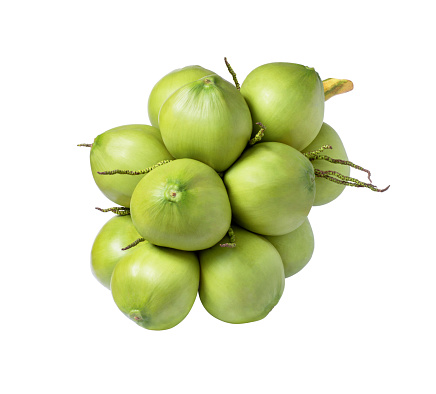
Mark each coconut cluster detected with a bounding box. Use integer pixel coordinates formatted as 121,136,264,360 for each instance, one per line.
82,61,363,330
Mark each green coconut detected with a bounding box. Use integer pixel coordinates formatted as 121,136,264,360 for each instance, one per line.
158,74,252,172
264,217,315,278
240,62,325,150
91,215,142,289
130,158,232,251
111,242,200,330
90,124,173,207
224,142,316,236
198,225,285,324
147,65,214,128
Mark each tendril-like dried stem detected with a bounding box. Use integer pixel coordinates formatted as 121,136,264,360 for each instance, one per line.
314,171,362,188
77,143,93,147
220,227,236,248
95,206,130,216
122,237,146,251
249,122,266,145
304,147,372,182
224,57,240,90
315,169,390,192
304,145,390,192
97,160,173,176
315,156,372,182
303,145,333,157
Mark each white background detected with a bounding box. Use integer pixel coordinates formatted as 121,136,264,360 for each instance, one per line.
1,1,435,393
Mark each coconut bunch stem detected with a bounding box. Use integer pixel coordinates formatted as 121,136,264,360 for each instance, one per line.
323,78,354,101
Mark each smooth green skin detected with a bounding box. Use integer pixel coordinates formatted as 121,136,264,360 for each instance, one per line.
264,217,314,278
130,158,232,251
90,125,173,207
198,225,285,324
148,65,215,128
301,122,350,206
224,142,316,236
91,215,142,289
240,62,325,151
159,74,253,172
111,242,200,330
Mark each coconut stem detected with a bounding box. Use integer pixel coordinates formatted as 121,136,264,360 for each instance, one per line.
303,146,372,182
303,144,333,157
95,206,130,216
303,146,389,192
77,143,93,147
224,57,240,90
97,160,173,176
122,237,146,251
220,227,236,248
248,122,266,146
323,78,354,101
315,169,390,192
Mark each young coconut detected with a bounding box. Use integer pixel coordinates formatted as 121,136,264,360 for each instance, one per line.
91,215,142,289
301,122,350,206
223,142,316,236
158,74,252,172
80,125,173,207
147,65,215,128
198,225,285,324
111,242,200,331
130,158,232,251
263,217,315,278
240,62,325,151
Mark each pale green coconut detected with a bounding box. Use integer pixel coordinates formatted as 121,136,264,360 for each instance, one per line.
111,242,200,331
264,217,315,278
147,65,214,128
198,225,285,324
